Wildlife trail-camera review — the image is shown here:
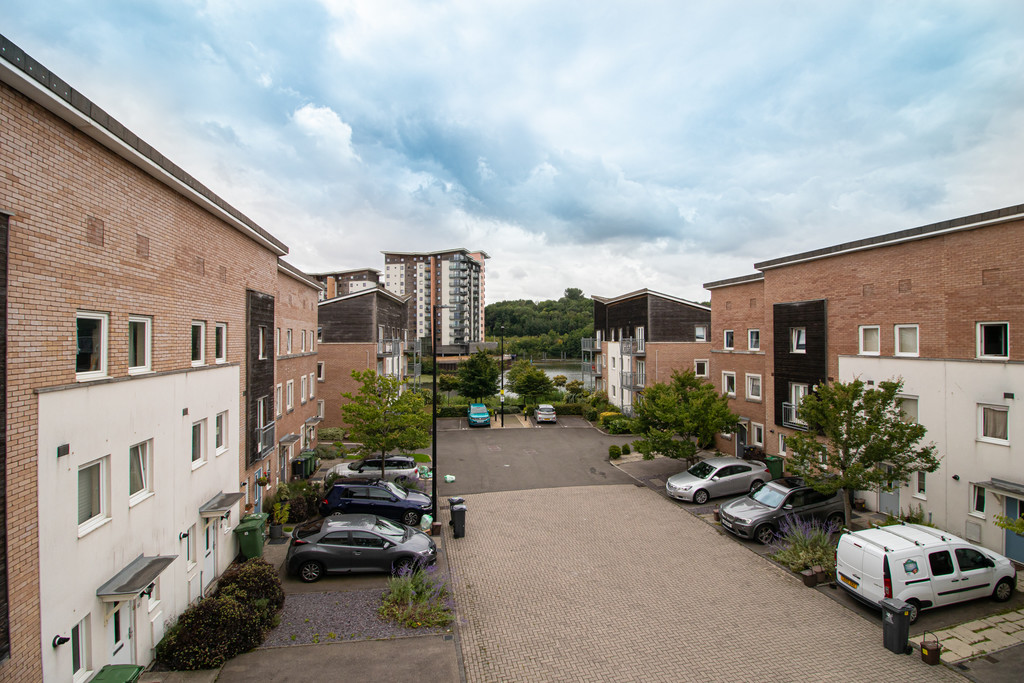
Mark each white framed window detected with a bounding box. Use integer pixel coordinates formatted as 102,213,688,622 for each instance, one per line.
779,434,787,455
746,374,762,401
191,321,206,366
286,329,293,354
978,404,1009,444
752,423,764,447
722,371,736,397
317,326,323,343
724,330,734,350
276,384,283,418
128,440,153,504
790,327,806,354
76,311,109,380
977,322,1009,359
259,325,268,360
191,420,206,468
78,457,109,534
317,399,325,418
215,411,228,455
309,329,315,351
317,362,325,382
790,383,809,426
695,325,707,341
71,616,92,682
694,359,708,377
275,327,281,356
748,329,760,351
970,484,986,518
215,323,227,363
301,329,306,352
895,324,919,357
128,315,152,374
859,325,880,355
309,373,316,398
301,375,308,404
914,471,926,500
611,357,615,369
185,522,197,568
286,380,294,411
898,396,919,424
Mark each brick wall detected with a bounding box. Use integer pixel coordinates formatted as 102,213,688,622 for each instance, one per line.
316,343,377,430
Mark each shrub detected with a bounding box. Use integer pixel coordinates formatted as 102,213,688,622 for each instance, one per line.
621,443,631,455
318,427,346,442
288,493,310,522
607,418,633,435
770,515,838,574
598,411,622,427
216,557,285,614
155,595,264,670
582,407,598,422
379,565,454,629
608,445,622,459
884,503,934,527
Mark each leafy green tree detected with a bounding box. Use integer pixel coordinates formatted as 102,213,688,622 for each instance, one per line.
505,359,533,388
510,366,554,406
437,373,460,406
551,375,568,389
340,370,431,480
995,515,1024,536
787,378,939,527
564,379,585,402
456,350,500,401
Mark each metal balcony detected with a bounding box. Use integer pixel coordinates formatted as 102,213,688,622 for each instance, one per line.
256,423,275,457
782,402,808,431
581,360,603,378
581,337,597,352
621,371,646,390
621,338,646,355
377,339,401,357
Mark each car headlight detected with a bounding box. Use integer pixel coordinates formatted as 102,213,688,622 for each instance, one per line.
734,517,750,524
681,485,692,491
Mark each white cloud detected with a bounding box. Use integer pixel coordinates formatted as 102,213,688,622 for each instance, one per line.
291,103,360,162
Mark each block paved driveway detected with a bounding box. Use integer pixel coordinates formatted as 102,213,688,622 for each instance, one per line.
443,483,963,682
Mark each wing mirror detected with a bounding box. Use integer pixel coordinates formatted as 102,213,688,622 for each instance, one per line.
783,504,793,510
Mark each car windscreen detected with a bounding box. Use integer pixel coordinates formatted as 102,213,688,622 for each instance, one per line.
384,481,409,499
687,462,715,479
751,485,786,507
374,517,408,541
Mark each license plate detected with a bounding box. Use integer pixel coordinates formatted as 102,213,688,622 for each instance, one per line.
721,519,733,529
839,573,859,589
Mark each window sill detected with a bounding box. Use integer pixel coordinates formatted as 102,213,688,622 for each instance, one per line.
128,367,152,376
215,358,227,365
216,446,229,457
894,353,919,358
191,361,206,368
191,459,207,471
977,437,1010,447
76,371,108,382
912,493,926,501
147,598,162,614
317,379,325,383
78,515,111,538
858,351,880,357
73,668,94,683
129,491,155,508
968,511,986,520
745,397,762,403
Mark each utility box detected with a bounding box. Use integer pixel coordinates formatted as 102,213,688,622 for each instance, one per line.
451,504,467,539
880,598,912,655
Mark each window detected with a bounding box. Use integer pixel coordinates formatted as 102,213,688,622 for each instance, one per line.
779,434,787,455
694,360,708,377
215,323,227,363
859,325,880,355
191,420,206,467
611,357,615,369
286,329,293,354
258,325,268,360
275,384,283,418
215,411,228,454
317,362,325,381
746,374,762,401
309,329,315,351
301,375,308,404
977,322,1009,359
184,523,197,567
76,311,108,379
748,329,760,351
928,551,955,576
78,458,107,532
275,327,281,356
191,321,205,365
895,324,919,357
915,471,926,499
970,484,986,517
695,325,707,341
301,329,306,352
309,373,316,398
128,315,152,373
128,440,152,502
979,405,1009,444
286,380,294,411
722,372,736,397
956,547,991,572
317,326,323,343
790,327,806,353
71,617,91,681
898,397,918,424
318,400,325,418
724,330,734,350
752,423,764,447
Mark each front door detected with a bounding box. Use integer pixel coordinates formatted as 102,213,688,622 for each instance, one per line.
1005,497,1024,563
254,468,264,515
735,423,748,458
202,520,216,595
109,603,133,665
879,465,900,516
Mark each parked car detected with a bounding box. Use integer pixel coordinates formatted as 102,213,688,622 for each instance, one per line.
319,479,432,526
535,404,557,423
665,456,770,504
329,455,420,483
468,403,491,427
719,476,845,544
836,523,1017,623
286,513,438,582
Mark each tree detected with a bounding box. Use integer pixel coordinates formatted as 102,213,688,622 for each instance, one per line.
564,379,585,402
456,350,500,401
786,378,939,527
437,373,460,406
995,515,1024,536
340,370,431,481
510,366,553,406
551,374,568,389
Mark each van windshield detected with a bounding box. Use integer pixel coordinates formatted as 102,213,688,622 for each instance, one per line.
751,485,786,507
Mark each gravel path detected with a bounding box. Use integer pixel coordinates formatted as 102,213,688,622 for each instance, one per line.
262,589,450,647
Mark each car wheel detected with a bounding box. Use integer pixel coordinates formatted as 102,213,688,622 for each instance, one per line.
392,557,415,576
749,480,764,493
906,599,921,624
754,524,776,545
993,578,1014,602
825,512,845,530
298,561,324,583
401,510,421,526
693,489,710,505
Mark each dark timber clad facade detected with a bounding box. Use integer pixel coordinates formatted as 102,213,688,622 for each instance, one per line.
771,299,828,426
247,290,276,466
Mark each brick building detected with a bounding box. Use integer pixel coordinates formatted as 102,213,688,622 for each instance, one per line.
310,268,380,300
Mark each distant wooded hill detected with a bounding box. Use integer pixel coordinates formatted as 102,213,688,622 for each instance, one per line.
484,288,593,359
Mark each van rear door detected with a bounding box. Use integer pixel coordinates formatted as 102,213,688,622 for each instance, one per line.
836,535,865,593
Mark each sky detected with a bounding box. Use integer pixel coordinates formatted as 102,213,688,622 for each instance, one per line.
5,1,1024,303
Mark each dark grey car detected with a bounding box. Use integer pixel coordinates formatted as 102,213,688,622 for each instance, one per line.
719,477,846,544
286,514,437,582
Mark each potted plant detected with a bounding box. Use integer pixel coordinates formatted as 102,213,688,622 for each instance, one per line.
269,502,290,540
255,475,270,487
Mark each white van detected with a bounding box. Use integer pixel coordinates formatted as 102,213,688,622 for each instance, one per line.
836,523,1017,623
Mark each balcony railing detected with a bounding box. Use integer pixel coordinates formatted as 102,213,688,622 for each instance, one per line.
782,402,808,431
581,337,597,352
256,423,275,457
621,338,646,355
377,339,401,357
621,371,646,390
581,360,603,377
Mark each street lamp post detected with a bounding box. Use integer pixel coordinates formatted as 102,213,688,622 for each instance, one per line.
431,313,439,521
500,325,505,427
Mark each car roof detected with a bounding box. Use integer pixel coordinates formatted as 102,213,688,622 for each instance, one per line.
331,478,386,487
847,523,967,552
700,456,746,466
469,403,487,409
763,476,806,491
321,513,381,531
538,404,555,410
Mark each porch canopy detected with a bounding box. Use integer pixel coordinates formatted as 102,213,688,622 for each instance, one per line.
96,554,176,603
198,491,245,518
974,478,1024,499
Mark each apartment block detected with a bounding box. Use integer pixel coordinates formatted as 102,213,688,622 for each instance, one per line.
310,268,380,301
704,204,1024,564
382,249,488,353
585,290,712,416
316,288,412,430
0,34,306,680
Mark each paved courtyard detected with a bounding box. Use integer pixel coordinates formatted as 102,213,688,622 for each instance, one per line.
444,483,962,683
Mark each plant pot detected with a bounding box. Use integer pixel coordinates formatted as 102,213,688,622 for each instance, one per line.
713,507,721,522
801,569,818,587
269,524,283,540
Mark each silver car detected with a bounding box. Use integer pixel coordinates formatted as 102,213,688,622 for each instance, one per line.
665,456,770,505
719,476,846,544
329,455,420,483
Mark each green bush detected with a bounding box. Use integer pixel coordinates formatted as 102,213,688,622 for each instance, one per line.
884,503,935,527
607,418,633,435
379,566,453,629
155,594,264,670
318,427,346,442
621,443,631,455
769,516,838,574
608,445,622,459
582,407,598,422
216,557,285,615
598,411,622,427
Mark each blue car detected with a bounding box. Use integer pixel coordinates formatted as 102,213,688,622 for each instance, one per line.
468,403,491,427
319,479,432,527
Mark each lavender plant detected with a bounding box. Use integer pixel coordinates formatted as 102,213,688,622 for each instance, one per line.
379,564,454,629
769,514,839,574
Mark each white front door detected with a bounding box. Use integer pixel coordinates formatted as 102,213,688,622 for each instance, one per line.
254,469,264,514
202,520,217,594
109,603,133,665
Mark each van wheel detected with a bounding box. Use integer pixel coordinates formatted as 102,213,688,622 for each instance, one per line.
693,489,710,505
906,599,920,624
993,578,1014,602
754,525,775,545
